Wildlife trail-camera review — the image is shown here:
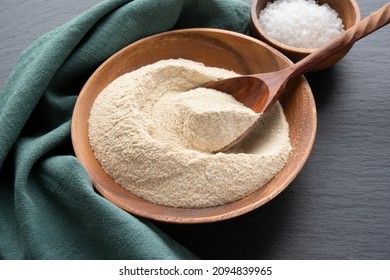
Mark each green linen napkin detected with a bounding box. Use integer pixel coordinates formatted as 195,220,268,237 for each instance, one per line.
0,0,250,259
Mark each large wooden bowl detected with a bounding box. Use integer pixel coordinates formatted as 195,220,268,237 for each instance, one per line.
71,28,317,224
251,0,361,71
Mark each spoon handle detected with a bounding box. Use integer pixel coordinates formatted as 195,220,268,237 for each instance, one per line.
290,2,390,77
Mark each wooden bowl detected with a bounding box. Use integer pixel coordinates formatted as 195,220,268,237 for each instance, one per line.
71,28,317,224
250,0,361,71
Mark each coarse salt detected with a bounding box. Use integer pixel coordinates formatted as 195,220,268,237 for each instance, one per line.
259,0,344,49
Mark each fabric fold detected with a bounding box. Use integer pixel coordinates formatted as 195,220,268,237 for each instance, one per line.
0,0,250,259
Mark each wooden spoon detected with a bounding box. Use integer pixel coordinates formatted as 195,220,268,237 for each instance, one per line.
205,3,390,152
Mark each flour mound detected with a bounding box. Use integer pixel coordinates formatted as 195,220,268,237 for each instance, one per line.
153,87,259,152
88,59,292,208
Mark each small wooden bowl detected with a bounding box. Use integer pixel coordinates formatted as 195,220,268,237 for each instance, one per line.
250,0,361,71
71,28,317,224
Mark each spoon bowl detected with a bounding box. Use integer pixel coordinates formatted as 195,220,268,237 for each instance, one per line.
205,76,270,113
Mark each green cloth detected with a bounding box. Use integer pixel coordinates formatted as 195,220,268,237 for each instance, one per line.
0,0,250,259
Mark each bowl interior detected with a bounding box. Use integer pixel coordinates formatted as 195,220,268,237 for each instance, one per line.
71,28,317,224
251,0,361,70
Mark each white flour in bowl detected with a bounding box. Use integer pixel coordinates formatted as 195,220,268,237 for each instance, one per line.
88,59,292,208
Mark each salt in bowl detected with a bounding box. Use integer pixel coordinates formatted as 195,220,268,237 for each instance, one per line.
250,0,361,71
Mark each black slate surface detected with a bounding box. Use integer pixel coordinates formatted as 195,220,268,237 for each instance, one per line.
1,0,389,259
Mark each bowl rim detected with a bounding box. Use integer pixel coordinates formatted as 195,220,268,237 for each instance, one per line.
250,0,362,54
71,28,317,224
